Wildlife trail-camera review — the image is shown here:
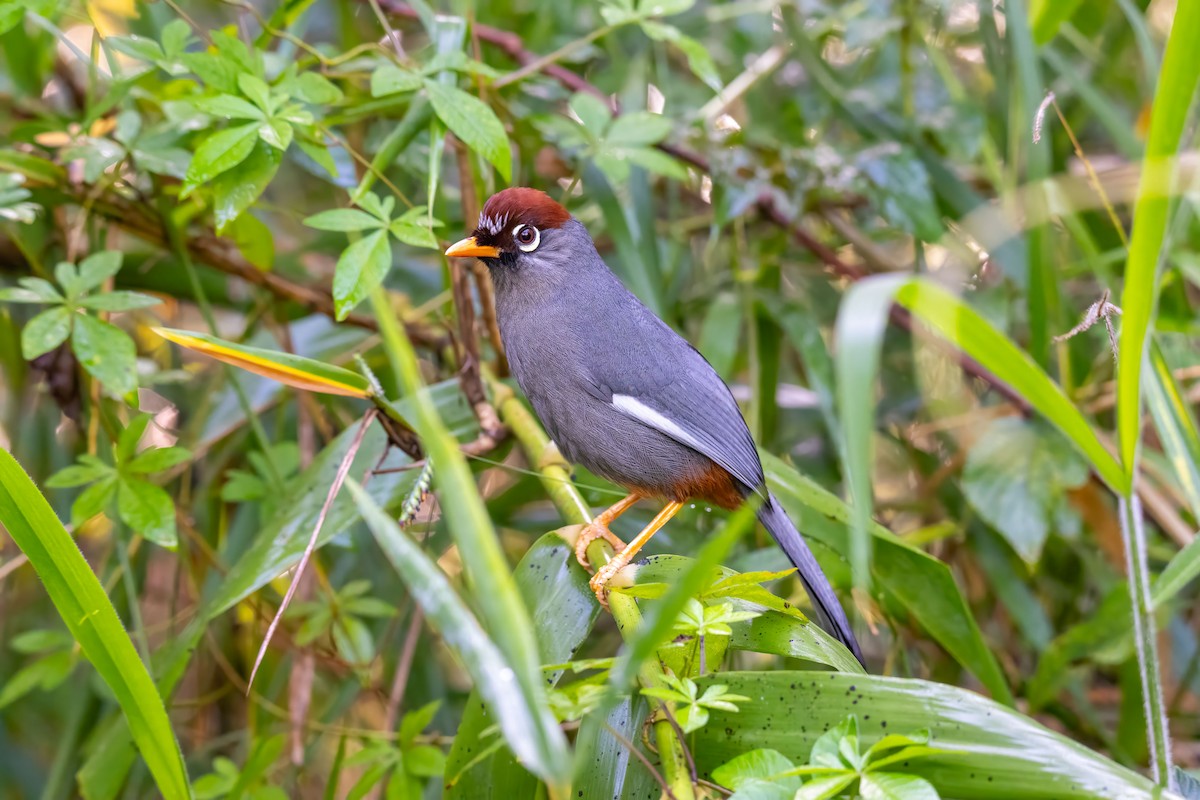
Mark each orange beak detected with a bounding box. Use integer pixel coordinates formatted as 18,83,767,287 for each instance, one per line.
444,236,500,259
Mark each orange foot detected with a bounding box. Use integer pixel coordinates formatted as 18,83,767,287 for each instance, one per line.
573,522,626,570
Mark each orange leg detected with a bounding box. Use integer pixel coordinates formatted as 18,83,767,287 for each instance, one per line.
575,492,642,569
590,500,685,606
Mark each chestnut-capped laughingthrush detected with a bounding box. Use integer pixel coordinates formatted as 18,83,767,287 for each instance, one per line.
445,187,864,666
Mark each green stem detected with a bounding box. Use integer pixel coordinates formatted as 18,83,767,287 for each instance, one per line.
495,379,694,800
114,531,152,666
1118,495,1174,788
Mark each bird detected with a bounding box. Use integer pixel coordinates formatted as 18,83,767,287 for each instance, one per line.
445,187,864,666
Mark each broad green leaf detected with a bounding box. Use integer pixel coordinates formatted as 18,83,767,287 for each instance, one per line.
259,118,293,151
332,230,392,320
424,80,512,181
371,64,424,96
1030,0,1086,44
79,292,161,312
211,139,283,233
0,448,191,798
184,122,260,188
3,277,61,303
117,478,177,548
75,250,123,292
446,531,599,796
620,146,688,179
304,208,384,232
192,94,264,120
238,73,272,112
21,306,72,360
962,417,1088,564
153,327,372,397
294,71,343,104
1116,2,1200,485
712,749,798,791
859,773,938,800
389,220,438,249
692,672,1161,799
793,775,857,800
350,481,570,789
639,21,722,92
71,314,137,396
106,34,164,63
763,452,1013,704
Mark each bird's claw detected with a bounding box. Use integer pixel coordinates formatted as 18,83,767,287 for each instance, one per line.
574,522,626,570
589,555,630,610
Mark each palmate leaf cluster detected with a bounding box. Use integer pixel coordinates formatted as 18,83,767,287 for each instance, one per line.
0,1,1199,799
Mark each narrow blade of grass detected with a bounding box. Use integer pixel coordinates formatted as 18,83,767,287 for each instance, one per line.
1116,2,1200,485
348,479,566,785
0,448,191,800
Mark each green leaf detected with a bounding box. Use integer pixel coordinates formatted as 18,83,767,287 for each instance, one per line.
793,774,858,800
0,448,191,797
127,446,192,475
1,278,61,303
639,0,695,15
71,314,138,396
46,459,112,488
424,80,512,181
160,19,192,57
211,139,283,234
349,480,570,788
692,671,1160,799
1116,2,1200,484
192,94,264,120
619,146,689,180
569,92,612,135
71,475,118,527
79,292,161,312
154,327,372,397
117,478,177,548
304,208,385,232
389,220,438,249
183,122,260,188
371,64,424,97
259,118,293,151
106,34,164,63
606,112,673,147
293,71,343,104
859,772,938,800
712,749,798,792
21,306,72,360
639,21,722,92
237,73,272,112
762,452,1013,703
332,230,392,321
962,418,1088,564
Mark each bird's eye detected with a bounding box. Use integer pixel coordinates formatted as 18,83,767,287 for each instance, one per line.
513,224,540,252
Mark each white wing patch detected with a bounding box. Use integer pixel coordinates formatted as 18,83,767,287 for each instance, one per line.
611,394,704,451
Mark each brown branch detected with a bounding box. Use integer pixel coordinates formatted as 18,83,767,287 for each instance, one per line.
381,1,1030,412
53,183,447,347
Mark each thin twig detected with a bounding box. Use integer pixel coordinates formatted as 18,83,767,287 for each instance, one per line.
247,410,377,692
383,608,425,731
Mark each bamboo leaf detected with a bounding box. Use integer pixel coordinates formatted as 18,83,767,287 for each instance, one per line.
153,327,372,398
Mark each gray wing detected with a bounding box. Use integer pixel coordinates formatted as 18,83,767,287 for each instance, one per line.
581,301,766,496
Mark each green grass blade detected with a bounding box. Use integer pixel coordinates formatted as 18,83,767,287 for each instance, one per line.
369,289,571,788
1116,1,1200,484
0,448,192,800
838,275,1125,491
445,531,600,796
692,671,1164,799
348,479,566,786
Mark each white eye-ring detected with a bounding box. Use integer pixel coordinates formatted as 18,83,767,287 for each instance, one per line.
513,223,540,252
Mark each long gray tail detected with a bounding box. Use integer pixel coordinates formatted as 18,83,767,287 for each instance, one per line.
758,494,865,667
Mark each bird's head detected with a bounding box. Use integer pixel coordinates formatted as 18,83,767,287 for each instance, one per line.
444,187,573,270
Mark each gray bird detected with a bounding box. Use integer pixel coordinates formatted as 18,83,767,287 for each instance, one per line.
446,187,864,666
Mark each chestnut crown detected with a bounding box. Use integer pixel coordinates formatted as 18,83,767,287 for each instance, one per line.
445,187,571,262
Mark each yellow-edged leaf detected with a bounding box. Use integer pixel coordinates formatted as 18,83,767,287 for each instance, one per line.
153,327,372,398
